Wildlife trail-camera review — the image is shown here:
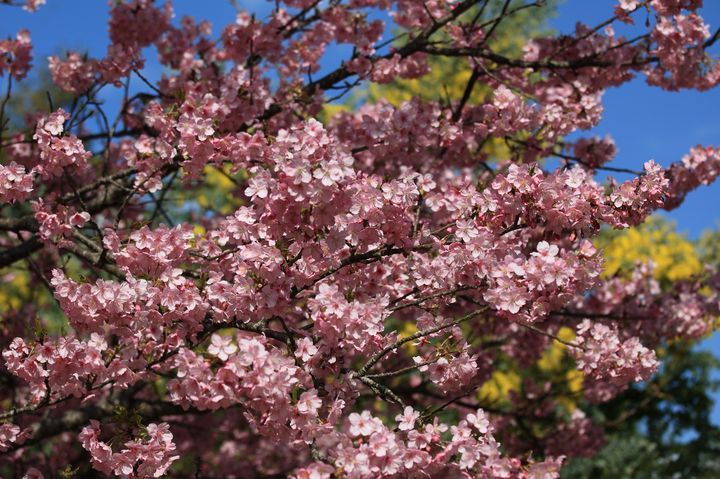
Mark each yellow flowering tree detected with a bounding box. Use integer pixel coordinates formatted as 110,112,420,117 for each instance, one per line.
596,216,702,283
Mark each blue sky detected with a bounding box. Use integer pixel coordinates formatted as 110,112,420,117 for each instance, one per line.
2,0,720,422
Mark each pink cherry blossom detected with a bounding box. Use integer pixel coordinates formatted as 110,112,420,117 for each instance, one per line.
0,0,718,476
0,29,32,80
395,406,420,431
207,333,238,361
0,162,33,203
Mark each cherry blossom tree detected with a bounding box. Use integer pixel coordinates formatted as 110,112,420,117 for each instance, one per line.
1,0,719,477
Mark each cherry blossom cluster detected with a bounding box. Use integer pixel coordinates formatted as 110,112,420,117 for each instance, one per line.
0,161,33,203
21,0,45,12
576,260,717,343
649,10,718,90
544,410,607,458
51,264,207,335
0,29,32,81
167,333,307,433
0,423,25,452
2,334,119,403
665,145,720,208
32,201,90,240
572,319,658,400
0,0,719,477
48,53,96,95
32,109,91,179
80,421,179,478
573,136,618,169
292,408,565,479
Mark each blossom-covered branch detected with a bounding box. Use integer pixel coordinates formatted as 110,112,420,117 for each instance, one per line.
1,0,719,477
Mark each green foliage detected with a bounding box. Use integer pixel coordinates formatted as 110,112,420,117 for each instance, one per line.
698,226,720,268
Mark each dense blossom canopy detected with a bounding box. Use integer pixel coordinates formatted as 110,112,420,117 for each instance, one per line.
0,0,719,477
